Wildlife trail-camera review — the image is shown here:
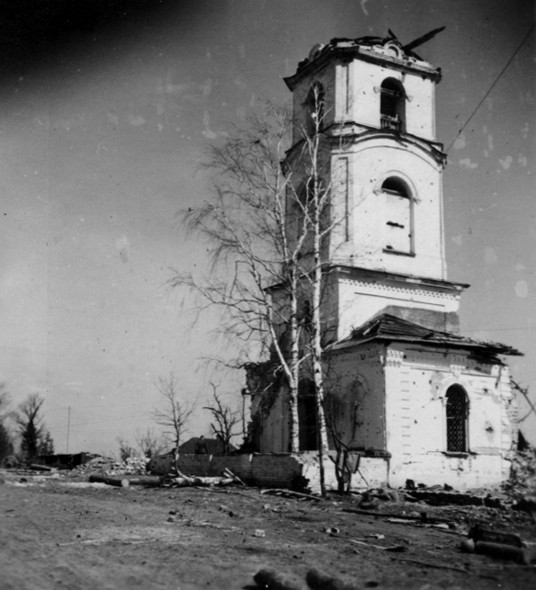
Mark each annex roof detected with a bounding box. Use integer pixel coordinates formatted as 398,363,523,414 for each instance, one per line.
331,313,522,358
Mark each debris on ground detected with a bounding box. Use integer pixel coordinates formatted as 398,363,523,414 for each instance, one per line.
350,538,407,552
164,475,235,487
3,466,536,589
88,475,130,488
253,567,304,590
460,524,536,564
306,568,359,590
469,524,524,547
506,446,536,497
29,463,54,472
252,567,360,590
260,489,322,502
223,467,246,485
322,526,340,536
71,456,149,476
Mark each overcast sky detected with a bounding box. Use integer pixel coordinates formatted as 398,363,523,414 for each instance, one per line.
0,0,534,455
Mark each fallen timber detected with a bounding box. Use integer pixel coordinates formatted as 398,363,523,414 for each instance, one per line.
89,471,243,488
88,475,130,488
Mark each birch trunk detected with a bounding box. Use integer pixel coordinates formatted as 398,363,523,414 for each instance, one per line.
310,116,330,495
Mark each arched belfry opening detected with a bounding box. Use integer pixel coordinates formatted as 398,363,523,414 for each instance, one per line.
381,176,413,254
380,78,406,131
445,385,469,452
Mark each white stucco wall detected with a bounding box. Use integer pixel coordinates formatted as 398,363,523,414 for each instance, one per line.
335,274,461,340
253,340,516,490
253,384,289,453
345,58,436,140
329,140,446,279
285,48,446,284
384,344,516,489
327,343,386,450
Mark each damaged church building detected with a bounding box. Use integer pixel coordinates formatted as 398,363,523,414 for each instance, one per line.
244,34,522,491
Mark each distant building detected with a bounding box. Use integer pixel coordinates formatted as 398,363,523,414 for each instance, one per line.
246,35,521,489
179,437,238,456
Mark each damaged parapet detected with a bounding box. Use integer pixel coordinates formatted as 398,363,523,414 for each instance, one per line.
289,34,442,87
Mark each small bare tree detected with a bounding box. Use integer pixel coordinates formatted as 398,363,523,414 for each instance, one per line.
203,384,240,455
152,373,195,471
116,435,136,462
0,386,14,461
135,427,166,458
12,394,51,462
0,384,10,422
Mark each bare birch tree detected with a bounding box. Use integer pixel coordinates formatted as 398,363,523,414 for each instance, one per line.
297,84,331,494
176,99,345,494
152,373,195,471
173,104,311,453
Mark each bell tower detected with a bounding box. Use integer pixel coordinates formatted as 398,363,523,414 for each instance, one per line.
283,36,467,339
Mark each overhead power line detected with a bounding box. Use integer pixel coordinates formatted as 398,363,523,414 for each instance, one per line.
446,24,535,153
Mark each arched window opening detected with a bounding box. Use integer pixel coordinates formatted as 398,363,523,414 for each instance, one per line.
381,177,412,253
298,379,318,451
380,78,405,132
445,385,468,452
304,82,325,135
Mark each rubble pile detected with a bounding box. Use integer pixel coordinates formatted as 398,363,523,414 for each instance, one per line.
71,456,149,476
503,448,536,512
507,449,536,496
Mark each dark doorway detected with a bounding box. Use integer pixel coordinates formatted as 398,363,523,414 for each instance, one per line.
298,379,318,450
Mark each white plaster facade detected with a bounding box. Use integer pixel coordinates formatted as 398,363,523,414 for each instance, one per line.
327,340,517,489
331,268,465,341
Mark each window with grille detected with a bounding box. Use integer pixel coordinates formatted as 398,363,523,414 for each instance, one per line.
445,385,468,452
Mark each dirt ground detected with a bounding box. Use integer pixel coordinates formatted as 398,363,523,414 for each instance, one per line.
1,471,536,590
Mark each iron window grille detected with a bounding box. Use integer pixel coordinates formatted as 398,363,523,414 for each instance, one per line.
446,386,468,452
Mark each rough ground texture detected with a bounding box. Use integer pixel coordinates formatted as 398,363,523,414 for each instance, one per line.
1,471,536,590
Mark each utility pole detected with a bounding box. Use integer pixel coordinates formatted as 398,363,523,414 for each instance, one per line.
66,406,71,453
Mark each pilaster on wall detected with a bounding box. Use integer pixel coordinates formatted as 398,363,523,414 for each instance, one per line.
449,364,465,379
384,349,404,367
397,366,413,466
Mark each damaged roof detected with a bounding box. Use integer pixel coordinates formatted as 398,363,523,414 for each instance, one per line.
285,33,442,90
332,313,523,358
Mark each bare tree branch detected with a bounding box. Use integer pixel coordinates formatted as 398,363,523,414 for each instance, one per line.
203,383,240,455
152,373,196,472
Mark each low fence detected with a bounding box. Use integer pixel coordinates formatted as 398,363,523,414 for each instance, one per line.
148,452,389,493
